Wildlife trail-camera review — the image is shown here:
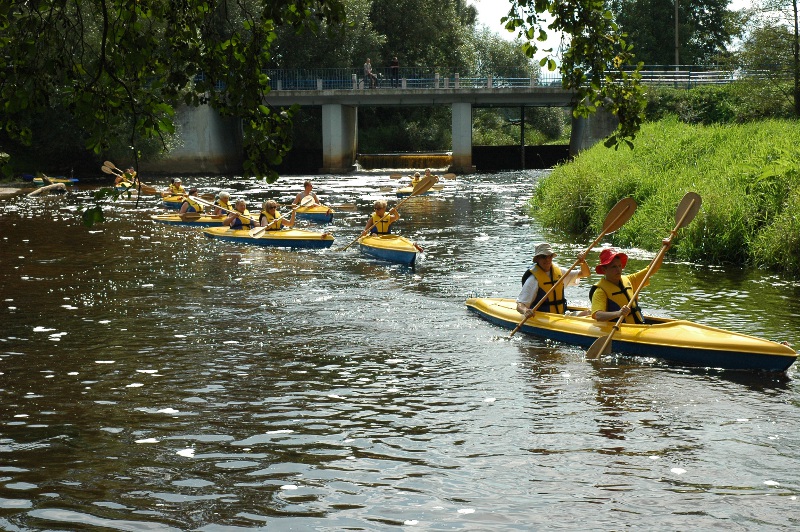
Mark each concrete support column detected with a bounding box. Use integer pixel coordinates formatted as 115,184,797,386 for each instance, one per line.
320,103,358,174
569,101,619,157
450,102,476,174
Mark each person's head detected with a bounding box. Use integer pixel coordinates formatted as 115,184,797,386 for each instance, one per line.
366,58,371,63
424,168,431,176
174,177,182,185
374,199,388,213
595,248,628,281
303,180,313,192
188,188,198,196
235,199,246,212
413,172,420,179
263,199,278,212
533,243,556,271
219,191,230,201
125,167,134,174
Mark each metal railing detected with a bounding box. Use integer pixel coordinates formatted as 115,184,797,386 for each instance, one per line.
198,66,751,92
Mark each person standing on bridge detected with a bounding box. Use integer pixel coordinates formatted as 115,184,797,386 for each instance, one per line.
364,58,378,89
390,56,399,88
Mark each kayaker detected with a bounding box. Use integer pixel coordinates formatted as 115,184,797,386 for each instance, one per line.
166,177,185,196
259,200,296,230
293,180,320,207
224,199,253,229
410,172,421,187
179,188,204,214
516,243,590,317
590,244,670,324
214,191,232,216
364,200,399,235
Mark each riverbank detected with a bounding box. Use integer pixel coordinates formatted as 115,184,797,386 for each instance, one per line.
531,117,800,276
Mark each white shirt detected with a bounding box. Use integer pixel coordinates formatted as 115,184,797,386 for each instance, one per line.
516,265,583,306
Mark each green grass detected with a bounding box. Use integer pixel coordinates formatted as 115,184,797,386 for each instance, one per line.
530,117,800,275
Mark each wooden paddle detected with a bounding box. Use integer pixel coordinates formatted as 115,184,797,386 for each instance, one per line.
585,192,702,360
101,164,159,195
442,173,456,180
188,194,262,231
340,174,437,252
509,197,639,338
390,173,403,179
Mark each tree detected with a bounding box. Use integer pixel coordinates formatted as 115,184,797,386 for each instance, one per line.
609,0,744,66
503,0,647,149
0,0,346,182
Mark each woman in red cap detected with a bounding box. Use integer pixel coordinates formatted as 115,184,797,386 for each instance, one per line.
590,244,670,323
517,242,589,317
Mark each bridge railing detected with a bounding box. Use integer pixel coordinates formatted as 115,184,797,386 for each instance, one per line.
253,65,747,92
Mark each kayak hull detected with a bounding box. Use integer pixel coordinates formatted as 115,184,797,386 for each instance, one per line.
161,195,183,209
295,204,335,223
151,214,226,227
465,297,797,372
396,183,444,197
359,234,418,267
33,177,78,187
203,227,334,249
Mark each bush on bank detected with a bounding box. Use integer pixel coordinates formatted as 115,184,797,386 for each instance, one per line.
530,117,800,275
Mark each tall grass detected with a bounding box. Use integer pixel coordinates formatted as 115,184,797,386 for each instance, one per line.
531,117,800,275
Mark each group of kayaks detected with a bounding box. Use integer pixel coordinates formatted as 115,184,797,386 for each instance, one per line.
151,178,439,266
147,176,797,372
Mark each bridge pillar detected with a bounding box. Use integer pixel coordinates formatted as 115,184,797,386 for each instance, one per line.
320,103,358,174
451,102,476,174
569,102,619,156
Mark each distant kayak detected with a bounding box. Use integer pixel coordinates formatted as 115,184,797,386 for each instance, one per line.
203,227,335,249
33,176,78,187
294,203,335,224
151,213,227,227
358,233,419,267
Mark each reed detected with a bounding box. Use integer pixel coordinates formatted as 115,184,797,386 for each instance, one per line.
531,118,800,275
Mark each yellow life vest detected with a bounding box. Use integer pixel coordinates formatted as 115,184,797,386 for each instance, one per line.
215,199,232,213
589,277,645,324
184,197,203,213
370,212,392,234
232,209,252,229
169,184,185,195
524,264,566,314
259,209,283,231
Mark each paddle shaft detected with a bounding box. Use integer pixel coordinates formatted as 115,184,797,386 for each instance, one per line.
587,196,699,359
509,198,637,338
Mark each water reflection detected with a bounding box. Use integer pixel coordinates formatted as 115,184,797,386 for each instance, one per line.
1,171,799,529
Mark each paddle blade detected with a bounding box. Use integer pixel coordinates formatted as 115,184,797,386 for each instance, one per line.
410,174,437,196
249,226,266,238
390,173,402,179
675,192,702,229
586,334,613,359
299,195,315,207
442,173,456,180
103,161,120,171
601,197,637,234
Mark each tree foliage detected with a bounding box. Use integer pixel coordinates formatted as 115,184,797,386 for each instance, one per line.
0,0,346,181
503,0,647,149
609,0,744,66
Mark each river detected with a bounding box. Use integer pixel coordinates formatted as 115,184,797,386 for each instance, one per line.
1,170,799,530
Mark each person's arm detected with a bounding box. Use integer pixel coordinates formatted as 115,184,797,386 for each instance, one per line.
516,276,539,316
389,208,400,223
281,209,296,228
364,216,375,233
591,287,629,322
311,192,320,205
179,201,189,214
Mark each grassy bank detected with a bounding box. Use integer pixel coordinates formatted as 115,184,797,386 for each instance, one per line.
531,117,800,276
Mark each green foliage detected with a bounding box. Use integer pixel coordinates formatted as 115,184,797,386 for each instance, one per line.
644,82,796,124
0,0,347,183
531,118,800,275
504,0,647,150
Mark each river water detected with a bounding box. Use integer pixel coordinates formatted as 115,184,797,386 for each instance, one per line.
1,170,799,530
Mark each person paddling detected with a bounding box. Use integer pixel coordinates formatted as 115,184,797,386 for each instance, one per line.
293,180,320,207
590,244,670,323
364,199,400,235
179,188,204,214
517,243,590,317
259,200,296,230
166,177,185,196
224,199,253,229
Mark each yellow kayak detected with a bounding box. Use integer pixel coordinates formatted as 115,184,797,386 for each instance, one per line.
465,297,797,372
294,203,335,223
151,213,227,227
358,233,419,267
203,226,334,249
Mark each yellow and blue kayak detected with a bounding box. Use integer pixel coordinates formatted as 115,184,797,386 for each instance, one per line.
465,297,798,372
161,195,184,209
203,226,334,249
150,213,226,227
294,203,335,224
33,176,78,187
358,233,419,267
396,182,444,197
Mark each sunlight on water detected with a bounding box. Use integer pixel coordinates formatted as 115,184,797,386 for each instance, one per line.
0,171,799,530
